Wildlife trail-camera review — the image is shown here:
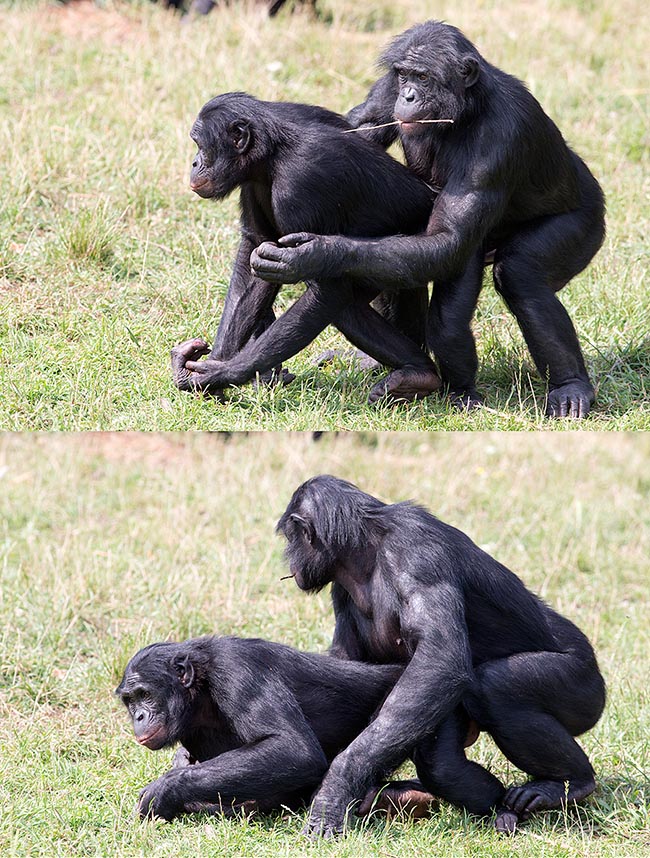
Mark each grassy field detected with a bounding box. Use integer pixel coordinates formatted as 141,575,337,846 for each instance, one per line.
0,0,648,429
0,432,648,856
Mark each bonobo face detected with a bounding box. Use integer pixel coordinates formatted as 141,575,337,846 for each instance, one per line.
277,511,337,593
116,677,170,750
189,112,253,200
392,45,479,131
115,645,196,751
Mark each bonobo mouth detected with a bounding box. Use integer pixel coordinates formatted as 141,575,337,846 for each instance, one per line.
190,180,213,197
137,725,166,750
395,116,427,133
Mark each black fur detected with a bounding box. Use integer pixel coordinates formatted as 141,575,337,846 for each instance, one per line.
172,92,442,403
116,635,401,822
278,475,606,836
252,21,606,417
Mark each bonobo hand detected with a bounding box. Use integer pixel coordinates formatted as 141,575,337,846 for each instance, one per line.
250,233,351,284
546,380,595,419
303,791,353,840
137,773,182,822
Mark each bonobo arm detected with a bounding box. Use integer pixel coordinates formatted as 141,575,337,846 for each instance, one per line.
346,73,400,149
306,584,472,837
138,691,328,821
251,188,507,288
210,233,280,361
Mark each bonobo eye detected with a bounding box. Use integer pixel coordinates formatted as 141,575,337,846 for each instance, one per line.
418,73,428,82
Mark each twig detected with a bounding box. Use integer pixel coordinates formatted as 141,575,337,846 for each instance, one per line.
343,119,454,133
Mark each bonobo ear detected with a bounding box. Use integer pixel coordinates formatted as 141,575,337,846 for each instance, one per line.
172,654,195,688
290,513,315,544
460,55,480,88
229,120,252,154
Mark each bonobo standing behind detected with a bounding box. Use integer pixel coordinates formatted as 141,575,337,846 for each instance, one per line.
172,92,442,404
277,475,606,836
116,635,402,822
252,21,606,418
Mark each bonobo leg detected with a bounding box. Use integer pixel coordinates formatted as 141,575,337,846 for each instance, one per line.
427,252,485,410
332,289,440,404
358,716,481,821
493,193,604,418
173,232,287,393
413,707,510,828
464,649,606,825
174,280,440,401
315,288,429,375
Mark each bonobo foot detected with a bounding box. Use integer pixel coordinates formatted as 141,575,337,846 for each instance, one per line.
546,381,595,419
368,365,442,405
315,348,381,372
447,387,484,411
171,338,212,391
357,779,437,820
503,775,596,818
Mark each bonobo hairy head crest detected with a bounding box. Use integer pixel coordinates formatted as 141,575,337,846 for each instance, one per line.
276,475,387,592
381,21,485,127
116,640,210,751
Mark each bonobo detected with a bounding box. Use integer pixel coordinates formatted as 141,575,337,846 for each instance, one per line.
115,635,402,821
252,21,606,418
172,92,442,404
277,476,606,836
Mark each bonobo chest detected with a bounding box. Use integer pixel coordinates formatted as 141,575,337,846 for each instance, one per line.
181,713,240,762
346,586,408,663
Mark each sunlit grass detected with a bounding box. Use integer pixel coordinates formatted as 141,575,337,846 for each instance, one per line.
0,0,648,430
0,432,648,855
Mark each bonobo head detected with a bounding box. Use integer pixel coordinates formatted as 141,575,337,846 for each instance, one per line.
276,475,387,592
382,21,483,130
115,641,208,750
189,92,283,199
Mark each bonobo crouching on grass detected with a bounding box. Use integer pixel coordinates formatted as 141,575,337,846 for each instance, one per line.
116,636,402,821
252,21,606,417
277,476,606,836
172,92,442,405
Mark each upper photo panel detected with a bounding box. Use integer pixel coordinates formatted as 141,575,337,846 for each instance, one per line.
1,0,647,430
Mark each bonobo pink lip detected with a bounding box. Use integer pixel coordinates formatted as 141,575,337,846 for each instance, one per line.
137,725,164,748
190,177,209,192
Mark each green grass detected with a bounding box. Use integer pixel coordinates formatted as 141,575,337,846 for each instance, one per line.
0,432,649,856
0,0,648,429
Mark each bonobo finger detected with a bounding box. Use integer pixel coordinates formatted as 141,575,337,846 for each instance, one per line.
249,253,290,283
357,787,380,816
185,359,219,373
252,241,285,261
171,338,211,362
495,808,518,835
277,232,316,247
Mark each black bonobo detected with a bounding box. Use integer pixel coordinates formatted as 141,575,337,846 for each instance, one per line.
277,476,606,836
115,636,402,822
252,22,606,418
172,92,443,404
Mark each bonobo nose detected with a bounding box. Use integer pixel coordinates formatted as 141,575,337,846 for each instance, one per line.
404,87,416,102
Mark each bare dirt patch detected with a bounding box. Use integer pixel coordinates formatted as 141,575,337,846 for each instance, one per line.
41,0,147,45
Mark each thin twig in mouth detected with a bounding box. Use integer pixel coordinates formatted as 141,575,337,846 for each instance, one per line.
280,574,295,580
343,119,454,134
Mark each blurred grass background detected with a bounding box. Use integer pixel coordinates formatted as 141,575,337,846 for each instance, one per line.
0,0,648,429
0,431,648,855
